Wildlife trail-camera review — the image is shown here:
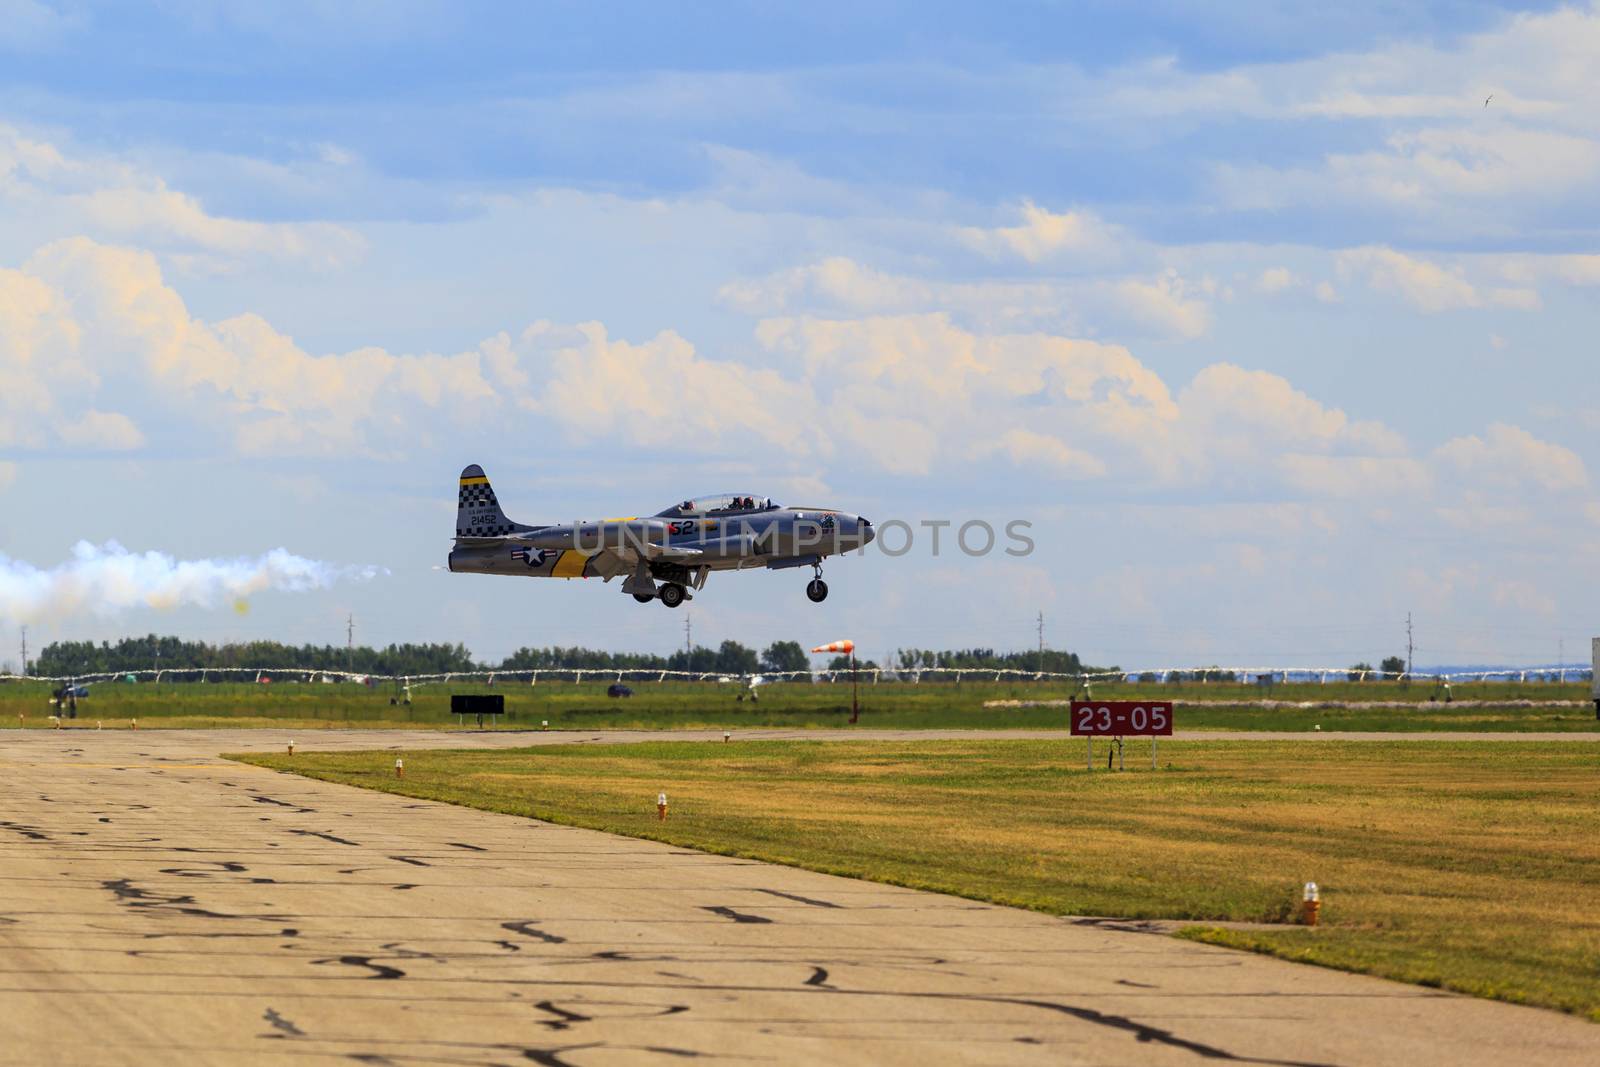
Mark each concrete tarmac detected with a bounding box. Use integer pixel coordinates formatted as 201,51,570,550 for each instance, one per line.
1,729,1596,1066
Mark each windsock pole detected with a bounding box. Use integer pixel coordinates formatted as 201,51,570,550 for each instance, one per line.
810,640,859,723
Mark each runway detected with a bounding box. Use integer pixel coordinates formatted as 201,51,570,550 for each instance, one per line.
1,729,1595,1065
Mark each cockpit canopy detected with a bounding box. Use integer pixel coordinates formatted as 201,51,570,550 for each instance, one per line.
656,493,776,518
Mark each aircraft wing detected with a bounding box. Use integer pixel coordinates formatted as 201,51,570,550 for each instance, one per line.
586,543,703,582
617,542,705,562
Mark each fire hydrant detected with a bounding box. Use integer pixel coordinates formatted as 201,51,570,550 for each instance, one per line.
657,792,668,821
1302,881,1321,926
395,758,405,779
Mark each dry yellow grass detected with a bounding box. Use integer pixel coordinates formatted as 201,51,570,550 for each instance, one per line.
237,738,1600,1021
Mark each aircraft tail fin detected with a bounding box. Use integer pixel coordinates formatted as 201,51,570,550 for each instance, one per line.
455,464,536,539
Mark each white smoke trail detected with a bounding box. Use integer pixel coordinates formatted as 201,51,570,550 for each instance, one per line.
0,541,385,623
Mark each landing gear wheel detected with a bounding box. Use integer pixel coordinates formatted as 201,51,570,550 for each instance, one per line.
806,578,829,603
659,583,686,608
632,593,655,604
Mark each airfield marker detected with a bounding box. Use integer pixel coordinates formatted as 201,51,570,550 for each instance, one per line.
811,639,859,723
288,739,295,756
97,721,102,731
131,718,137,730
1591,637,1599,720
657,792,668,821
1302,882,1321,926
541,720,548,731
395,758,404,779
723,731,730,743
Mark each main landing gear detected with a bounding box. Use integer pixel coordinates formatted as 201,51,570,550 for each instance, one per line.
805,563,828,603
632,584,686,607
625,558,693,608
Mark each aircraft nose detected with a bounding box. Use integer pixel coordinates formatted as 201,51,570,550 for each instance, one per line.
859,516,875,545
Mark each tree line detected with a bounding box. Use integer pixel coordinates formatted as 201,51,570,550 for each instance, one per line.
30,635,1109,678
34,635,476,678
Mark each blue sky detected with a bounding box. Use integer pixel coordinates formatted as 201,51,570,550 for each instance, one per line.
1,1,1597,669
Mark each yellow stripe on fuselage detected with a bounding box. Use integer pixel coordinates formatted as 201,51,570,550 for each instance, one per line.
460,476,489,485
552,551,589,578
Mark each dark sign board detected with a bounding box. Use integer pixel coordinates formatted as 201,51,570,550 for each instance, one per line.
1069,700,1172,736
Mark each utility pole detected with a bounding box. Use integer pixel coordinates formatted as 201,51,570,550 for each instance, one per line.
19,625,27,677
1037,611,1045,669
347,613,354,673
684,614,692,657
1406,612,1414,679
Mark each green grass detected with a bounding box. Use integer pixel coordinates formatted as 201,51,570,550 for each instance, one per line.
235,738,1600,1021
4,677,1596,731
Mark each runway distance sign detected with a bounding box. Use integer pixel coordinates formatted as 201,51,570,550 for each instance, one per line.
1070,700,1173,736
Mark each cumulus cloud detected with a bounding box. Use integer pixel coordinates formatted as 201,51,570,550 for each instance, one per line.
1256,267,1297,293
754,312,1177,477
527,321,813,452
0,541,384,625
982,429,1107,479
1167,6,1600,240
718,257,939,316
720,255,1214,340
0,262,104,451
1336,246,1540,312
1432,422,1588,492
958,201,1124,264
1278,455,1431,498
0,124,364,269
6,237,1584,512
1109,269,1213,339
1491,252,1600,289
54,410,144,451
18,238,496,457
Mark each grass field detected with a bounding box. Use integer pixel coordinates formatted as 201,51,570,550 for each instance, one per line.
236,738,1600,1021
4,677,1596,732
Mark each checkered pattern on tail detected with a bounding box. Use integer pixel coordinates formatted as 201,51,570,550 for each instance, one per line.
456,464,518,538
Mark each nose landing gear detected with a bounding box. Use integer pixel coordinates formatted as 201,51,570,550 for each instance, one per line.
805,563,829,603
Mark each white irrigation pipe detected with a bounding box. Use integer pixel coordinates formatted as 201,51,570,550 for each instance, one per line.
1,665,1592,686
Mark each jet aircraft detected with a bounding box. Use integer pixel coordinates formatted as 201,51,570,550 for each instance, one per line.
447,465,875,607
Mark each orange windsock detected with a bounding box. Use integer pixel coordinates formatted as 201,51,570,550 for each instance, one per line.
811,639,855,654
